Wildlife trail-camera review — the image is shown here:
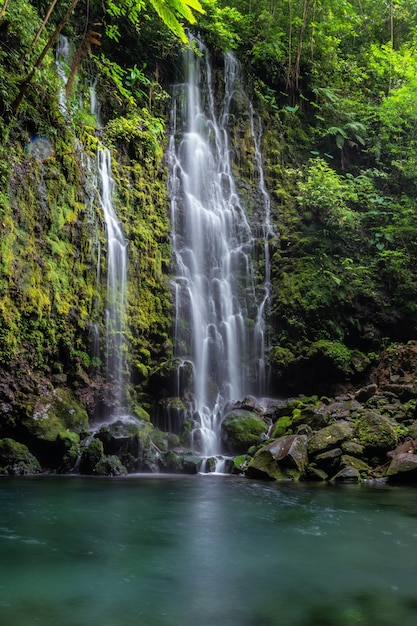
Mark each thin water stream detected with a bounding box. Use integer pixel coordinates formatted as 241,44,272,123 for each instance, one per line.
0,477,416,626
97,148,128,413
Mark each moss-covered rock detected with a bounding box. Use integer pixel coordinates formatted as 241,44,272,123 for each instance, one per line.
221,409,267,454
271,397,333,438
307,421,354,456
56,430,81,473
94,455,128,476
18,387,89,468
0,438,41,475
353,410,399,453
246,434,308,481
23,388,89,441
330,466,360,483
79,438,104,475
313,447,343,475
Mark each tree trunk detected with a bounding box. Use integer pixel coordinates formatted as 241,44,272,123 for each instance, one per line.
286,0,292,90
293,0,309,92
32,0,59,51
0,0,10,21
388,0,393,93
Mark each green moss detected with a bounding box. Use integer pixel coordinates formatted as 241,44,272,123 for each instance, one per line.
270,346,296,368
79,439,104,475
221,410,267,454
271,415,293,438
307,340,352,374
0,438,41,475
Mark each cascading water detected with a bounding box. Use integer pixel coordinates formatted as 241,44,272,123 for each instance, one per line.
168,41,273,467
56,35,71,117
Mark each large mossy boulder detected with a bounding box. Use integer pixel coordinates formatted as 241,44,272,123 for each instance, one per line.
0,438,42,475
221,409,267,454
246,434,308,481
353,410,399,454
94,455,128,476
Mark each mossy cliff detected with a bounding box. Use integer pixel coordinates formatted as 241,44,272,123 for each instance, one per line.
0,0,177,470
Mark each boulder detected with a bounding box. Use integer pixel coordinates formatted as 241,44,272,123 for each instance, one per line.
355,384,377,403
79,438,104,474
387,439,417,459
95,417,152,472
380,384,417,402
94,455,128,476
221,409,267,454
308,421,354,455
330,466,360,483
313,447,342,474
354,410,398,453
0,438,42,475
341,440,365,456
386,452,417,482
305,465,328,481
246,434,308,481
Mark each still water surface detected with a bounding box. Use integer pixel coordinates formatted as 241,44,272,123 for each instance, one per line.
0,475,416,625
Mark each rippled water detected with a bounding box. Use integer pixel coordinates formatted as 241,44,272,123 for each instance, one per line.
0,475,416,625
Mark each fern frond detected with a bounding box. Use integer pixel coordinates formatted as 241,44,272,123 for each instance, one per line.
166,0,195,23
182,0,205,15
149,0,187,42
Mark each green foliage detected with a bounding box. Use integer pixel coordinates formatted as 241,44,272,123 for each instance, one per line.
105,0,205,44
306,340,352,375
103,110,165,159
297,158,359,232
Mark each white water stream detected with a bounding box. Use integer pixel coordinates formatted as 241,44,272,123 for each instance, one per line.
168,41,273,466
97,149,128,414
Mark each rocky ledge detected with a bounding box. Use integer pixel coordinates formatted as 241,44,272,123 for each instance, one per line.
2,343,417,483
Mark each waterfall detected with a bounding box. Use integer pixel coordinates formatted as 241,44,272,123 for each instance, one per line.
168,41,273,463
97,149,128,417
56,39,128,418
